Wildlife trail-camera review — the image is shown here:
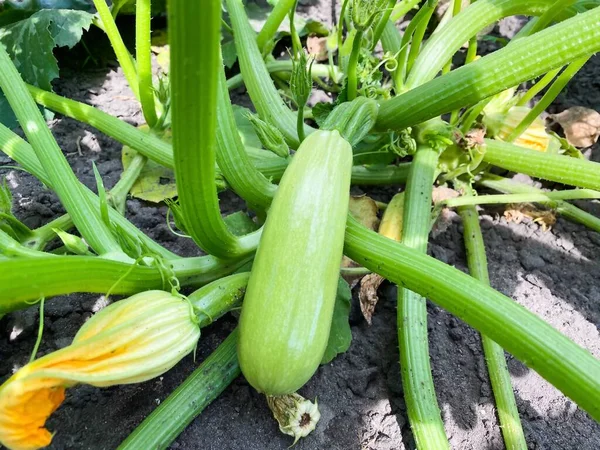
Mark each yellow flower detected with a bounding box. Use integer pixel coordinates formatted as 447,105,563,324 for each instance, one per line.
483,96,552,152
495,107,551,152
0,291,200,450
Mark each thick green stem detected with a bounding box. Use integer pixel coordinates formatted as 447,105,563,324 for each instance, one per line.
459,205,526,450
136,0,158,127
445,189,600,208
398,147,448,449
377,6,600,131
506,57,589,143
0,44,125,259
118,330,240,450
483,139,600,191
347,30,364,100
23,214,74,251
343,216,600,421
0,124,178,259
108,152,147,215
0,254,252,314
406,0,563,89
528,0,579,34
226,62,342,91
477,174,600,233
92,0,139,99
0,229,52,258
226,0,312,148
256,0,298,52
216,70,277,209
406,1,437,76
189,273,249,327
27,85,172,168
170,0,258,257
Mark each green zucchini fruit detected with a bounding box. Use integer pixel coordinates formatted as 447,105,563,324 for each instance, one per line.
238,130,353,396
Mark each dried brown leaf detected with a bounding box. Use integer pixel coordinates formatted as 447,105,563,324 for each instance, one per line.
550,107,600,148
431,186,460,204
306,36,328,62
504,203,556,232
359,273,385,325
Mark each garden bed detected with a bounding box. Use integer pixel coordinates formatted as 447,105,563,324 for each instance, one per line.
1,1,600,448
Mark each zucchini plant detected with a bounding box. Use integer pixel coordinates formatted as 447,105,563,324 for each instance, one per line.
0,0,600,449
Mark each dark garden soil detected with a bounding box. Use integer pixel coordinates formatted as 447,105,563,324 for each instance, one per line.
1,1,600,449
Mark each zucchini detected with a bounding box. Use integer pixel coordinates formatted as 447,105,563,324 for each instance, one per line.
238,130,353,395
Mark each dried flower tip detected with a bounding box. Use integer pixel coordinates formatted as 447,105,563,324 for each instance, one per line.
266,393,321,445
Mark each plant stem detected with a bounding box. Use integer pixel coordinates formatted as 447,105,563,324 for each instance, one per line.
458,204,527,450
189,273,249,327
445,189,600,208
406,0,564,89
23,214,74,251
371,0,400,51
343,215,600,421
27,85,172,168
527,0,578,35
505,56,589,143
226,0,311,148
118,330,240,450
516,68,561,107
216,70,277,209
256,0,298,52
0,44,126,260
398,147,448,449
136,0,158,128
391,0,423,21
483,139,600,191
170,0,258,257
0,254,252,314
381,20,402,54
346,30,364,101
226,62,342,91
0,229,52,258
0,124,178,259
477,174,600,233
407,1,438,75
377,6,600,131
92,0,139,99
108,152,147,215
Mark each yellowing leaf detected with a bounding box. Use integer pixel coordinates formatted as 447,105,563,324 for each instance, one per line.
121,127,177,203
348,195,380,230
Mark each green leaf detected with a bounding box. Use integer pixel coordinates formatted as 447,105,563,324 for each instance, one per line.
224,211,259,237
321,278,353,364
0,9,93,126
232,105,262,148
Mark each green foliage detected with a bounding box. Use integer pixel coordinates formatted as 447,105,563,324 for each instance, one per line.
0,9,93,126
321,278,353,365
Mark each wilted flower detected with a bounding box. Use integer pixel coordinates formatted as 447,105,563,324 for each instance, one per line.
266,393,321,445
484,105,551,152
0,291,200,450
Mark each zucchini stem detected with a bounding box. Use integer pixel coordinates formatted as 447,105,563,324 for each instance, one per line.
458,204,527,450
136,0,158,128
398,146,448,449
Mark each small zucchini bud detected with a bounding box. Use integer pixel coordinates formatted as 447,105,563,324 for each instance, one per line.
246,113,290,158
53,228,92,256
0,291,200,450
290,51,313,110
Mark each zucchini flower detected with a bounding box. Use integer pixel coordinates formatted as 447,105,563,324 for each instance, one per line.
0,291,200,450
483,90,551,152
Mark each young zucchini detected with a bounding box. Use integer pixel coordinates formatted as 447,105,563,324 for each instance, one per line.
238,130,353,396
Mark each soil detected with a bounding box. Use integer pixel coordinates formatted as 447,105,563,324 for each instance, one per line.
1,2,600,449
